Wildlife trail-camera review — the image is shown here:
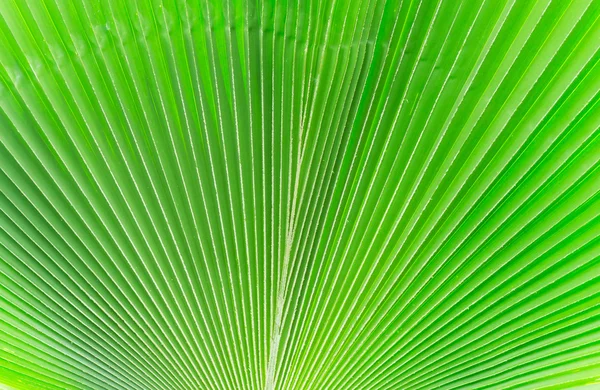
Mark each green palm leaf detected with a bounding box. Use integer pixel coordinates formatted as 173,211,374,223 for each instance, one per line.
1,0,599,388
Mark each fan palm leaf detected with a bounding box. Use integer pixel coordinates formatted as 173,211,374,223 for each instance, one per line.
0,0,600,388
